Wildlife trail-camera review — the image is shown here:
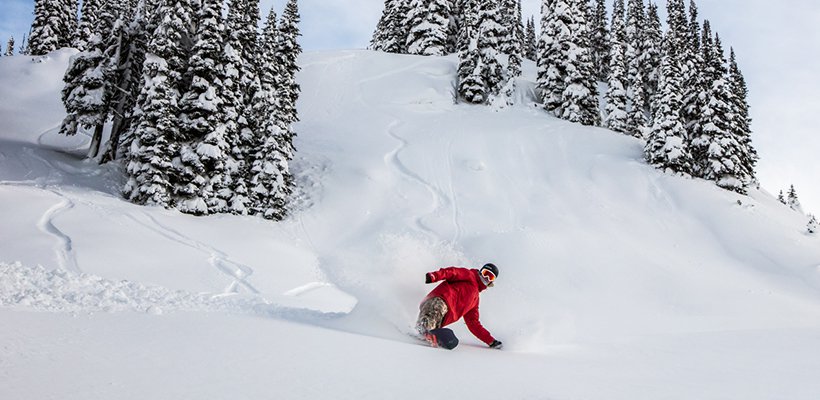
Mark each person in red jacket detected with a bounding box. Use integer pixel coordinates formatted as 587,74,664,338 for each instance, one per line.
416,263,503,349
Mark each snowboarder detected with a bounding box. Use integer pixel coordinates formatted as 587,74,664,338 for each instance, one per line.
416,263,503,349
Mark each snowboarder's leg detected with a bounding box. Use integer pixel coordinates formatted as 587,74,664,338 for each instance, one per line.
415,297,448,345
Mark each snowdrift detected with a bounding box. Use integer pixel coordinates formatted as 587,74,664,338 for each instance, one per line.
1,49,820,400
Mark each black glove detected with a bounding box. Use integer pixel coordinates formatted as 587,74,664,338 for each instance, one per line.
425,273,433,284
489,340,503,349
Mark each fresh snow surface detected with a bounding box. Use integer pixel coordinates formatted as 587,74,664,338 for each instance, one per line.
2,49,820,399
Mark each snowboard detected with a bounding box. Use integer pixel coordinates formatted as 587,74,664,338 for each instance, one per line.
423,328,459,350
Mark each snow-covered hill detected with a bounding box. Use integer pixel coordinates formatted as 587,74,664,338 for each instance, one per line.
1,49,820,400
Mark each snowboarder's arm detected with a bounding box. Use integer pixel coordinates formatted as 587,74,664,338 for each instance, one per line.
426,267,472,284
464,306,495,346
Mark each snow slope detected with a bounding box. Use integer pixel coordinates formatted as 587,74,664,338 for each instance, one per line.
2,49,820,400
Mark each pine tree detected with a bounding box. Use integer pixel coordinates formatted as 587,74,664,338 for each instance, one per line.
475,0,509,104
5,37,14,56
101,3,150,164
694,33,748,193
457,38,485,103
122,55,179,207
559,0,599,125
808,215,817,234
29,0,69,55
76,0,104,51
642,2,663,120
406,0,450,56
500,0,524,80
605,0,629,133
371,0,409,53
175,0,228,215
787,185,802,212
644,34,693,175
588,0,610,81
624,0,647,137
524,16,537,61
727,48,758,183
537,0,573,115
122,0,195,207
777,190,786,205
59,32,111,143
680,0,704,154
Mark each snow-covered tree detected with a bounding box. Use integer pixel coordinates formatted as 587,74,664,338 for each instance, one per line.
59,32,111,144
101,3,151,164
406,0,450,56
371,0,409,53
680,0,704,151
524,16,536,61
787,185,802,212
175,0,228,215
588,0,610,81
122,53,180,208
76,0,104,51
475,0,509,104
248,7,292,220
29,0,74,55
457,38,485,103
691,31,749,193
605,0,628,133
500,0,524,79
624,0,647,136
808,215,817,234
5,37,14,56
537,0,570,114
727,47,758,183
644,36,693,176
777,190,786,205
558,0,599,125
642,1,663,120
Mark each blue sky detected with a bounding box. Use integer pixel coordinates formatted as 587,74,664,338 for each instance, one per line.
2,0,819,213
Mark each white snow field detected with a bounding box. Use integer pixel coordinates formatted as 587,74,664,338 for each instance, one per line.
2,49,820,400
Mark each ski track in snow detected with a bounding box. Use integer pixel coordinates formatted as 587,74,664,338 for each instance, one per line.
123,212,260,295
37,191,79,273
384,119,451,239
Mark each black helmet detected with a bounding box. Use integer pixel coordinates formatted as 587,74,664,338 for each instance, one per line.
481,263,499,277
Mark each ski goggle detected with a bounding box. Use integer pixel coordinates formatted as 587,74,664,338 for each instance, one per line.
481,268,496,283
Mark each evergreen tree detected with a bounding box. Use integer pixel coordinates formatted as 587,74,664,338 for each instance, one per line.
406,0,450,56
588,0,610,81
29,0,69,55
101,3,150,164
644,34,693,175
624,0,647,136
500,0,524,79
5,37,14,56
642,1,663,120
175,0,228,215
475,0,509,104
59,32,111,143
694,33,748,193
457,38,485,103
559,0,599,125
76,0,104,51
371,0,409,53
787,185,802,212
680,0,704,153
727,47,758,183
446,0,462,54
122,56,180,207
248,7,293,220
808,215,817,234
537,0,572,115
605,0,629,133
777,190,786,205
524,16,537,61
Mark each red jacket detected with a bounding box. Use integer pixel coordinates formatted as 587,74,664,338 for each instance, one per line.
424,267,496,345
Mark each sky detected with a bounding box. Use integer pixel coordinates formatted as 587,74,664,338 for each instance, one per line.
1,0,818,214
